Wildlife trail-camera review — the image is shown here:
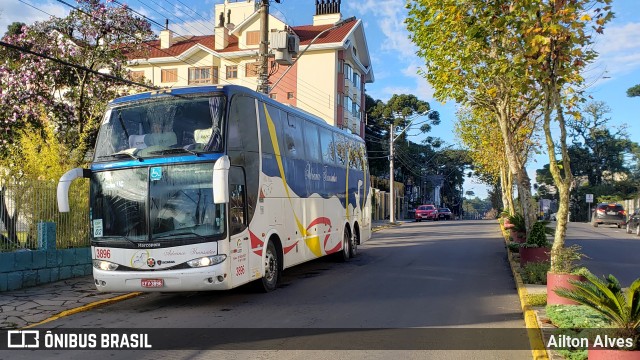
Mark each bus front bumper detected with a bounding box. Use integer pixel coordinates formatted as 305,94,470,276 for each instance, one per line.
93,265,233,292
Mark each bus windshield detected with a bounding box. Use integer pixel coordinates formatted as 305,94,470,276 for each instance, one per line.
94,95,226,160
90,163,226,245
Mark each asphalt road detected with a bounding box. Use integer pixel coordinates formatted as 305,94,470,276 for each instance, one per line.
5,220,531,360
563,221,640,285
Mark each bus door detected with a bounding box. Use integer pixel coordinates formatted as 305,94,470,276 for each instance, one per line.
228,166,250,287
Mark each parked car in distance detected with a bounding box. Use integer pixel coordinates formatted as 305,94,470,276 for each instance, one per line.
438,208,452,220
591,203,626,228
626,208,640,236
415,205,438,222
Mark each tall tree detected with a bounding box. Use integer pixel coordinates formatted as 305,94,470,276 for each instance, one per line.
0,0,154,160
406,0,541,233
627,84,640,97
519,0,613,272
568,101,633,185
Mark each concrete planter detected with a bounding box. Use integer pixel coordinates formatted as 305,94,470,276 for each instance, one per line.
519,247,550,266
546,273,587,305
588,348,639,360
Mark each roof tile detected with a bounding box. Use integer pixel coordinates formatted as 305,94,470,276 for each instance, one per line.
129,21,356,60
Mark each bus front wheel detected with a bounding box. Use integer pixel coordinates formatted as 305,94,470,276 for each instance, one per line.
259,241,279,292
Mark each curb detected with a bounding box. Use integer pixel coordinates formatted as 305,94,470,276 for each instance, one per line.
501,224,549,360
21,292,142,329
372,221,403,233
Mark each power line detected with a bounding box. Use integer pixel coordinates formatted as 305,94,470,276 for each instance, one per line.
18,0,362,130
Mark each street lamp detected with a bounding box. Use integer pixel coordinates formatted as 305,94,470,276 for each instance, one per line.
269,16,356,91
389,110,433,223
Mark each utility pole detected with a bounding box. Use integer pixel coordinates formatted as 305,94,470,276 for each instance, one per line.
257,0,270,94
389,124,395,223
388,110,434,224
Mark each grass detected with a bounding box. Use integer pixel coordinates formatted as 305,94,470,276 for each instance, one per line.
546,305,610,329
519,261,550,284
525,293,547,307
545,305,611,360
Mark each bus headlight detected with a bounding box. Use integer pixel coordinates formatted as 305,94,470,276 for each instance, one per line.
187,254,227,268
93,260,119,271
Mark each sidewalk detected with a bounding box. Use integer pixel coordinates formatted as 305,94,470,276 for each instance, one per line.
1,220,406,330
0,276,137,329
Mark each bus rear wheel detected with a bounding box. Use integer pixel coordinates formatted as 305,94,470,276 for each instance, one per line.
349,230,358,258
258,241,279,292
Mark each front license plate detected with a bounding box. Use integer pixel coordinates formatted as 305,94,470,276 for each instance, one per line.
141,279,163,288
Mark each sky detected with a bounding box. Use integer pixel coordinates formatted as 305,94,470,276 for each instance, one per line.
1,0,639,200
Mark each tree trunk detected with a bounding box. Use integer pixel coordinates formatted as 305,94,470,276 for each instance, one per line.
500,162,515,214
496,98,536,233
542,84,573,273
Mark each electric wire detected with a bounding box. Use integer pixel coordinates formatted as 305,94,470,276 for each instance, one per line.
15,0,364,133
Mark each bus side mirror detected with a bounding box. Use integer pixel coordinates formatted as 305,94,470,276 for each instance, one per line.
212,155,230,204
57,168,91,212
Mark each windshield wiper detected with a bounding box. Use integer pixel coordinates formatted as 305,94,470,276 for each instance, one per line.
148,148,202,156
92,235,139,247
153,231,207,240
98,150,141,161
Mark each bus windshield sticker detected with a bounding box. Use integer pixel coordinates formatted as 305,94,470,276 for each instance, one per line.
93,219,104,238
150,167,162,181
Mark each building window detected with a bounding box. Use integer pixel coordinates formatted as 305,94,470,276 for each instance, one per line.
188,67,218,85
226,65,238,79
130,70,145,82
245,62,259,77
161,68,177,83
344,64,352,85
246,31,260,46
344,96,352,115
353,72,361,90
287,92,294,99
269,93,277,100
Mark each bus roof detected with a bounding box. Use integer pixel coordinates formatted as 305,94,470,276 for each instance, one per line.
109,85,363,143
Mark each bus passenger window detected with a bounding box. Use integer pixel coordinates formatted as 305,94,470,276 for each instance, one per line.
303,121,320,162
319,128,335,165
284,115,304,159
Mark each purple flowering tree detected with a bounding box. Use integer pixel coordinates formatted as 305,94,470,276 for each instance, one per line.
0,0,154,160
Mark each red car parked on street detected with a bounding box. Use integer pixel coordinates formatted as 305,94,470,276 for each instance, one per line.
415,205,438,222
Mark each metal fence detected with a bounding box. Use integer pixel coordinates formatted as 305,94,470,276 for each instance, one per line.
0,179,89,252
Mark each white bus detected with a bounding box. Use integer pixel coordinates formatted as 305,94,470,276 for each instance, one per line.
58,85,371,292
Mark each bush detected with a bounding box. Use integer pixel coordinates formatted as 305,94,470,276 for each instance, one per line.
526,221,550,248
507,213,526,232
1,118,89,249
550,244,586,274
507,242,520,253
555,272,640,349
520,261,550,284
